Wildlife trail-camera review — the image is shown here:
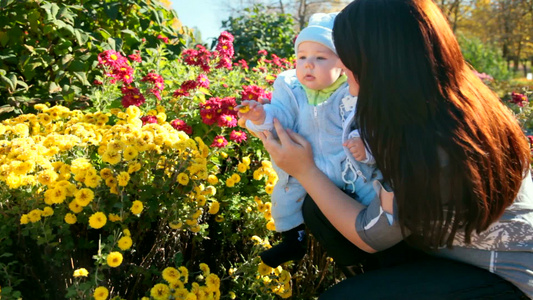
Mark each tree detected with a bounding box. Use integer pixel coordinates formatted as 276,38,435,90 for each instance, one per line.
221,4,296,64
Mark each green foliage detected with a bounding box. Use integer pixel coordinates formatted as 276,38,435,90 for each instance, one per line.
0,0,190,116
458,34,510,82
221,4,296,66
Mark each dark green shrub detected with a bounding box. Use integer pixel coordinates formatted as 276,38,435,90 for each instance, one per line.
0,0,190,116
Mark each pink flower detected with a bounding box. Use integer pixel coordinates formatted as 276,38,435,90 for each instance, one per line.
230,130,247,143
97,50,128,69
217,114,237,128
196,74,210,89
128,51,142,63
211,135,228,148
258,49,268,56
141,73,164,90
121,86,145,108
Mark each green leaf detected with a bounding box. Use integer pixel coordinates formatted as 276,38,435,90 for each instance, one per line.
73,71,90,86
0,0,15,9
198,87,211,95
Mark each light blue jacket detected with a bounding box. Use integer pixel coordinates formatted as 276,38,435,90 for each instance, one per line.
247,69,383,231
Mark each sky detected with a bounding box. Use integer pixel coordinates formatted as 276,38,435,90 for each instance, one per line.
172,1,231,42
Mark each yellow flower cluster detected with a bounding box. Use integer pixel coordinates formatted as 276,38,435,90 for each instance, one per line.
0,104,211,233
252,160,278,194
149,264,221,300
257,262,292,298
254,196,275,231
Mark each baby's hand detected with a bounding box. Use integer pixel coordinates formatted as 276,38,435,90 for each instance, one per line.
235,100,266,125
344,137,367,161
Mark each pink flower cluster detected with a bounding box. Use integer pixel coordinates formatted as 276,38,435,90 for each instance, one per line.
181,31,235,73
473,70,494,82
510,92,529,107
173,74,210,98
200,97,238,127
240,85,272,101
121,85,146,107
97,50,134,84
141,72,165,100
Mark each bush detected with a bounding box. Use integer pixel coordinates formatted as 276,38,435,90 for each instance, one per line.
0,31,342,299
458,34,510,82
0,0,190,115
220,4,296,68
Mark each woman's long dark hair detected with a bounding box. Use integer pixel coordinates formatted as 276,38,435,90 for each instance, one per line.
333,0,530,249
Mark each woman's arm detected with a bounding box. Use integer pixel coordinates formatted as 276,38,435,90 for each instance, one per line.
258,118,377,252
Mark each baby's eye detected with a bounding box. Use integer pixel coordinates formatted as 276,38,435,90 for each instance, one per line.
317,56,326,60
298,56,306,60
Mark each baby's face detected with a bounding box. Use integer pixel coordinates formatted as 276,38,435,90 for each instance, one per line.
295,41,343,91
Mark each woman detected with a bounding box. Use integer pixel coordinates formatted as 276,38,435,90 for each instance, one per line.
256,0,533,298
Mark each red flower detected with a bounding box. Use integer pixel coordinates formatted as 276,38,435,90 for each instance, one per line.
97,50,128,69
211,135,228,148
173,89,190,97
181,80,198,91
121,86,145,108
170,119,193,134
258,49,268,56
240,85,271,101
157,34,169,44
140,115,158,125
141,73,165,90
230,130,247,143
217,114,237,128
511,92,528,107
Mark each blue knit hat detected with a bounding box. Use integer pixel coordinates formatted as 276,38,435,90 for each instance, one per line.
294,12,339,55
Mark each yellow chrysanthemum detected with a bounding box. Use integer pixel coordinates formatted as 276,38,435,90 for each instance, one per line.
168,221,182,229
130,200,143,215
266,220,276,231
106,251,123,268
73,268,89,277
199,263,210,276
84,175,102,188
43,185,67,205
127,162,141,173
123,229,131,236
205,273,220,292
278,270,291,284
225,178,235,187
258,262,273,276
208,201,220,214
117,171,130,187
20,214,29,225
150,283,170,300
108,213,122,222
177,173,189,185
231,173,241,183
242,156,251,166
123,146,138,161
102,150,121,165
237,163,248,173
37,169,58,186
162,267,180,284
100,168,114,179
117,236,133,250
42,206,54,217
64,213,77,224
68,200,83,213
265,184,274,195
28,209,42,223
88,212,107,229
75,188,94,207
253,169,264,180
207,174,218,185
93,286,109,300
126,106,141,118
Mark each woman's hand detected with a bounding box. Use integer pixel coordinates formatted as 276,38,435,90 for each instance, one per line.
257,118,316,178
